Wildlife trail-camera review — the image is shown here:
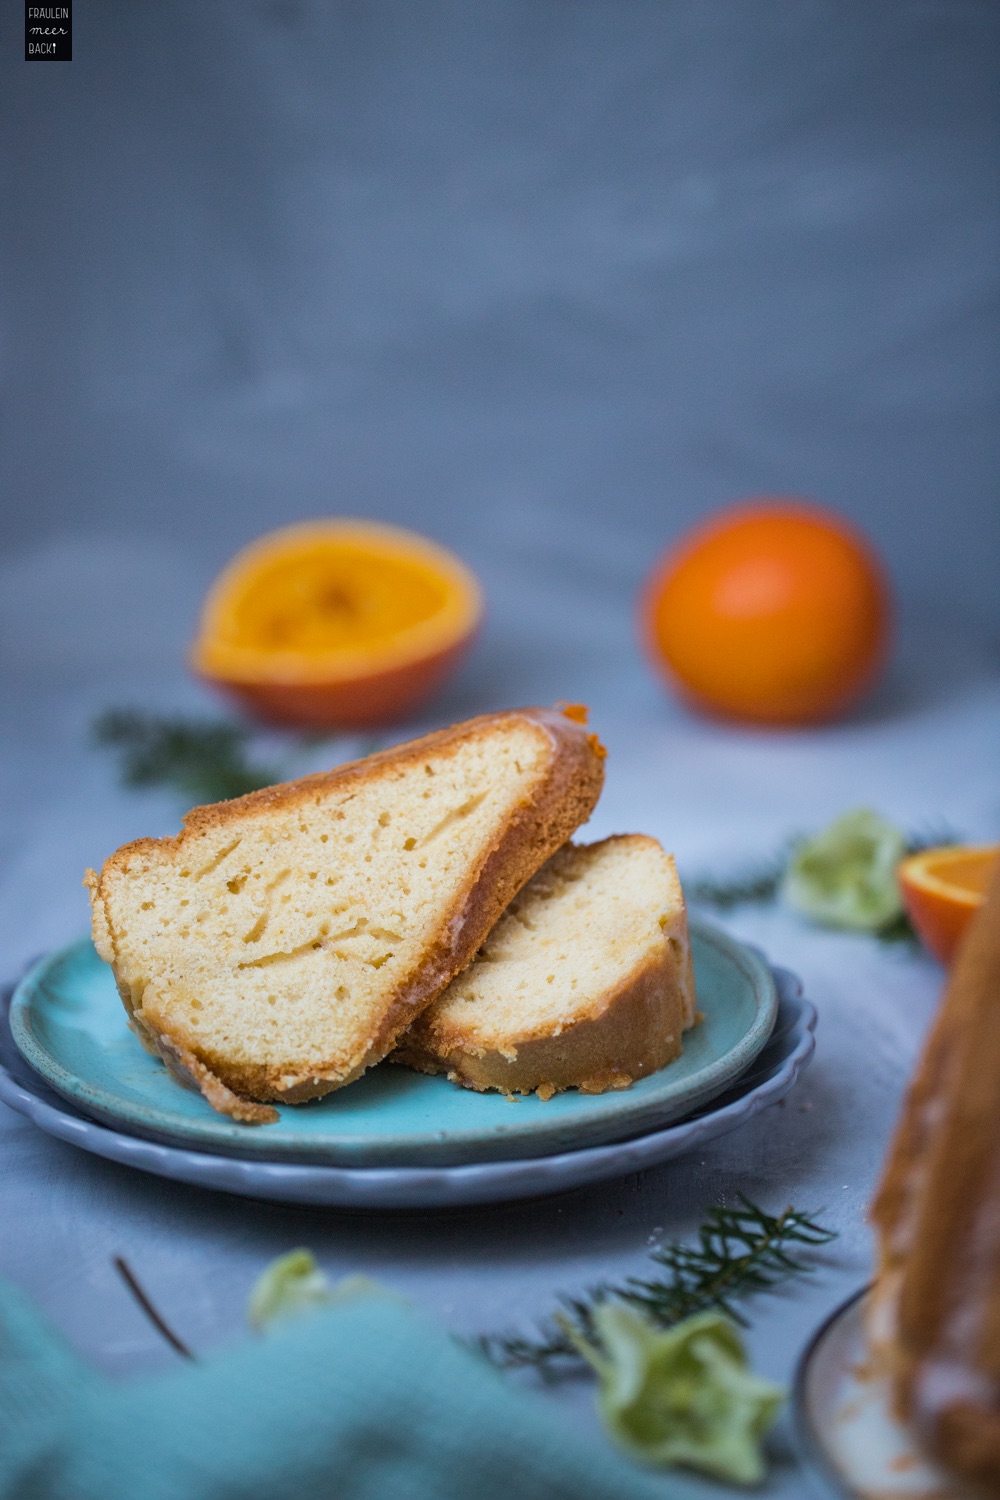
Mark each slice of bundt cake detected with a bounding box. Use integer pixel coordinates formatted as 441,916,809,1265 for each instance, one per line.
393,834,697,1098
869,858,1000,1493
85,706,606,1123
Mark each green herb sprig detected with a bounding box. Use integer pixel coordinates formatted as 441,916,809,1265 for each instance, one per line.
685,855,791,912
903,823,966,857
92,710,278,804
474,1198,836,1376
92,708,384,805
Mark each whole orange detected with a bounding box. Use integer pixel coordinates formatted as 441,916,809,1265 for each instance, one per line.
642,500,891,726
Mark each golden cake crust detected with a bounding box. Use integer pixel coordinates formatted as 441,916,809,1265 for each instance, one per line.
394,948,686,1097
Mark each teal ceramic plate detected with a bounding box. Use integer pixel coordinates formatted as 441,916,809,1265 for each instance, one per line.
10,919,776,1168
0,982,813,1209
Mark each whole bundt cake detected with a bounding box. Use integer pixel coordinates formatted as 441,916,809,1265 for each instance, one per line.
869,859,1000,1493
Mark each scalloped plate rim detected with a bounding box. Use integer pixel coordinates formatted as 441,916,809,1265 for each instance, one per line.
0,986,815,1208
9,918,777,1167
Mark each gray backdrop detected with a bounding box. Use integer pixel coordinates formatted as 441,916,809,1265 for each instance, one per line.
2,0,998,647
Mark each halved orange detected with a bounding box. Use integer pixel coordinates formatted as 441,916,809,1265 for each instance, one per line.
897,844,999,965
191,520,483,730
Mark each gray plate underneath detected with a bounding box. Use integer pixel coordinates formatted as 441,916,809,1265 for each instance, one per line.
0,963,814,1209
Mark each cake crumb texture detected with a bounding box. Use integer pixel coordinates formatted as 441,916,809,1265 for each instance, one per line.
394,834,697,1096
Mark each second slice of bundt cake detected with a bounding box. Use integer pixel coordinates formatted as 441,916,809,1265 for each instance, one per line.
394,834,697,1098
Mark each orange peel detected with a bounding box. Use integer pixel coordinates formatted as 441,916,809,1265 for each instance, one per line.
897,843,999,964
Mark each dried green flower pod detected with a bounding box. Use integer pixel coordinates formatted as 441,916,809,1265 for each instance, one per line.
782,808,906,931
567,1304,784,1484
248,1250,334,1331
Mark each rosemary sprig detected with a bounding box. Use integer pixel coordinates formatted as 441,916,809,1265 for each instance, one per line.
474,1197,836,1375
685,855,789,911
92,709,385,805
904,823,964,857
620,1198,835,1325
93,709,279,804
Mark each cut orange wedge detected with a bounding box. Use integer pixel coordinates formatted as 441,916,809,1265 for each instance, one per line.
897,843,999,965
191,520,483,730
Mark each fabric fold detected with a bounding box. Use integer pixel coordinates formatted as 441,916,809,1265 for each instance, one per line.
0,1280,676,1500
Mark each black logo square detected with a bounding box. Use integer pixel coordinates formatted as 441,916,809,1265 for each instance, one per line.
25,1,72,61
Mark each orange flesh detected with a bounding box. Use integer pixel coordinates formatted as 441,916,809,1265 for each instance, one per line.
225,548,449,655
918,851,996,899
898,846,999,964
